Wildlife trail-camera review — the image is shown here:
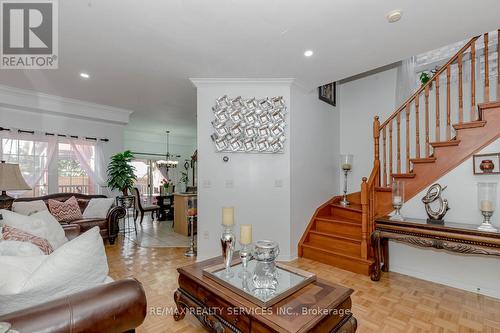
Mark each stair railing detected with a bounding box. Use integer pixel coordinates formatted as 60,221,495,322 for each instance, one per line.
373,31,499,187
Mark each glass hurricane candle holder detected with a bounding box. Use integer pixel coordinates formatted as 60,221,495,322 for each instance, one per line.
340,154,353,206
390,181,405,221
477,182,498,232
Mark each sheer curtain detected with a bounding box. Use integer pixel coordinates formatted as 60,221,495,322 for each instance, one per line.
0,130,57,197
68,138,108,195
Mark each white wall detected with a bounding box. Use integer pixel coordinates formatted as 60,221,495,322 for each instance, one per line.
338,66,398,193
290,84,339,258
390,139,500,298
194,79,293,261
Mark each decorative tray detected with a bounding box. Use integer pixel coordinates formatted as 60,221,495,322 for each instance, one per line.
202,259,316,308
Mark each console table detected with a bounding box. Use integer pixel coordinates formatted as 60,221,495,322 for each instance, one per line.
174,255,357,332
371,216,500,281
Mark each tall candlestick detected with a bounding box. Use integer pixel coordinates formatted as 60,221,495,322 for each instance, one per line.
222,207,234,226
240,224,252,245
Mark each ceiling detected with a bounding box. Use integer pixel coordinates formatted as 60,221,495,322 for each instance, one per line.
1,0,499,138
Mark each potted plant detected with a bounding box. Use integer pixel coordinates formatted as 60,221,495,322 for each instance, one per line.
419,72,431,86
107,150,137,196
180,171,189,193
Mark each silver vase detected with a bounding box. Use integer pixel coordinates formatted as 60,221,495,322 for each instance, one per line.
220,225,236,278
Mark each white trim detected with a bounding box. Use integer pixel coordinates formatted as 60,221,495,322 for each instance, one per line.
390,264,500,299
190,78,296,88
0,84,133,125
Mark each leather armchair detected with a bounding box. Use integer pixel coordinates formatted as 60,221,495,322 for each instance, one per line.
0,279,147,333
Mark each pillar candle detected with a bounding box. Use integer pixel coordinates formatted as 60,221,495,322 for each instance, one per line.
240,224,252,245
222,207,234,226
481,200,494,212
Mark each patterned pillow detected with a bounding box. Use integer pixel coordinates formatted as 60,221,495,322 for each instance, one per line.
1,225,54,255
48,196,83,223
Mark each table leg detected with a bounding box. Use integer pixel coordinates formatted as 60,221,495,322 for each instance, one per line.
370,230,382,281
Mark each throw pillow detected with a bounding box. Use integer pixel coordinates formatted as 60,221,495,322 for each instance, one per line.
48,196,83,223
0,227,108,315
11,200,48,216
0,240,44,256
0,255,46,295
1,225,54,254
83,198,114,219
0,209,67,249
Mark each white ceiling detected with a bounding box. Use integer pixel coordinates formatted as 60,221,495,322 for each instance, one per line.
1,0,499,138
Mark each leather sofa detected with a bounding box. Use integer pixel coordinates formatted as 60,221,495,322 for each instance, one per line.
0,279,147,333
14,193,126,245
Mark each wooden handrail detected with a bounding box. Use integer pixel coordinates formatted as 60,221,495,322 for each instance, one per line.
379,35,480,130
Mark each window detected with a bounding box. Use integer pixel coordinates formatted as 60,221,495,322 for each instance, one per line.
58,142,95,194
1,137,49,197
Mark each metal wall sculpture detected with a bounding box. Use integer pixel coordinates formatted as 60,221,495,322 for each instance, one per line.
210,95,287,153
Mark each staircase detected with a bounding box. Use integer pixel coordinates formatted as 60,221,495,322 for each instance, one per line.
299,29,500,275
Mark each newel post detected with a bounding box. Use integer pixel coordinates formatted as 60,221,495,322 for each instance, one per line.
360,177,368,259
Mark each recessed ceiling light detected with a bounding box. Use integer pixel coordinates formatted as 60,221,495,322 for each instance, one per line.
386,10,402,23
80,72,90,79
304,50,314,57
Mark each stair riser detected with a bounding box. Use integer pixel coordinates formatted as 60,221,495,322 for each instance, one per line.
330,207,361,221
301,247,371,275
308,233,361,257
315,220,361,237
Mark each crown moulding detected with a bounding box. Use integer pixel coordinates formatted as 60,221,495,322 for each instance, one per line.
0,84,134,125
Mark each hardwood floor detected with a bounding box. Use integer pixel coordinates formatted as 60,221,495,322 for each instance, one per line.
106,236,500,332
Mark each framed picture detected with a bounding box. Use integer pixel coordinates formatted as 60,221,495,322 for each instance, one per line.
318,82,336,106
473,153,500,175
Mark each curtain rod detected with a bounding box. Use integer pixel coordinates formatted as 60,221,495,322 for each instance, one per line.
0,127,109,142
131,151,181,158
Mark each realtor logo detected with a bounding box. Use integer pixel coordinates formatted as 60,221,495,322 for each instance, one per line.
1,0,58,69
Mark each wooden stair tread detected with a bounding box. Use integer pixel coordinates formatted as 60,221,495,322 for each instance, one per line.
430,140,461,147
391,173,416,178
410,157,437,164
453,120,487,130
308,230,361,242
315,216,361,226
301,243,373,264
375,186,391,192
330,202,362,212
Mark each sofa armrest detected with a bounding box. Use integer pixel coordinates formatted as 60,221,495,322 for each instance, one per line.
62,224,81,241
0,279,147,333
106,206,126,244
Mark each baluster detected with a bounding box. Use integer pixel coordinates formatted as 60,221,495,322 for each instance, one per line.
415,94,420,158
397,113,401,173
458,52,464,123
405,103,410,172
389,121,393,177
497,30,500,100
382,127,387,187
435,74,440,142
471,40,476,120
424,86,430,158
484,33,490,102
446,66,451,140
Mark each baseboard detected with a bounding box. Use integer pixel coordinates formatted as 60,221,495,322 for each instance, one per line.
390,264,500,299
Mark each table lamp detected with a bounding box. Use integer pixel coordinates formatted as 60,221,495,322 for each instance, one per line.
0,161,31,209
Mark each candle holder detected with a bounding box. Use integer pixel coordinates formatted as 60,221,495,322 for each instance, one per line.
340,154,353,207
220,225,236,278
184,197,197,257
478,182,498,232
390,180,405,221
238,243,253,278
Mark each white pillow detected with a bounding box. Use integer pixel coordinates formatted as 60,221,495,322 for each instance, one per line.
0,255,46,295
0,227,108,315
0,210,67,249
12,200,48,216
83,198,114,219
0,240,44,256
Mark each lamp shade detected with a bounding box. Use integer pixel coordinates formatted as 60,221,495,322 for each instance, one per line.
0,162,31,191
